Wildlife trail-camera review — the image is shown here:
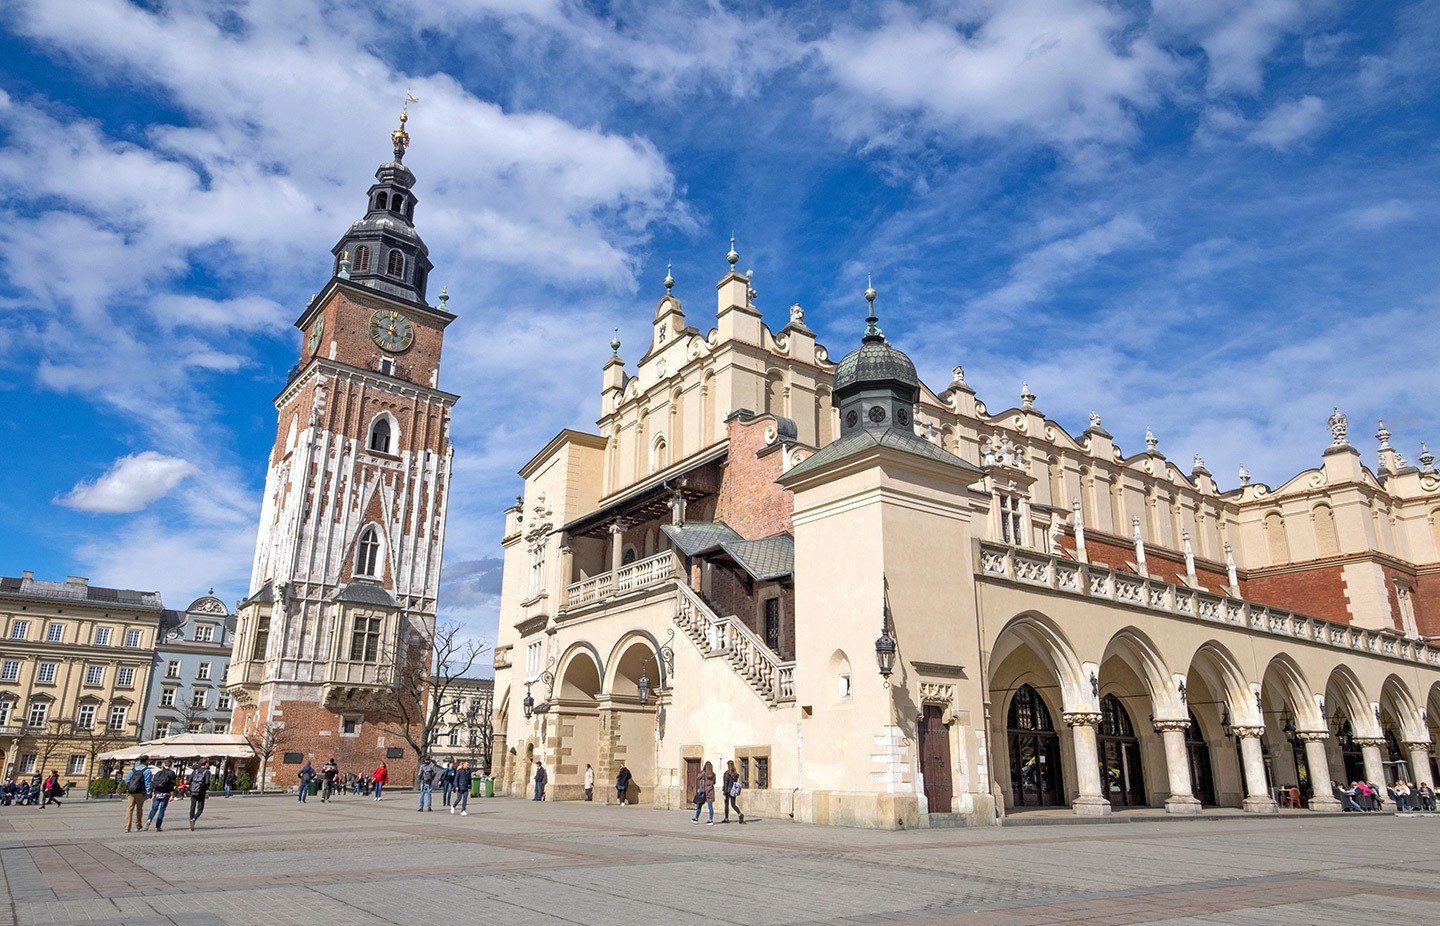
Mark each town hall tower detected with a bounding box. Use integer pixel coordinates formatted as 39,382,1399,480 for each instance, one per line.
226,113,458,787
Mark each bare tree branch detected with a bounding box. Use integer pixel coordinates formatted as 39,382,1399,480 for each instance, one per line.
244,722,289,794
373,622,489,778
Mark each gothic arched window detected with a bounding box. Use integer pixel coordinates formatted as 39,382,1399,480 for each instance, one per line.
355,527,380,577
368,416,392,454
352,245,371,273
387,249,405,278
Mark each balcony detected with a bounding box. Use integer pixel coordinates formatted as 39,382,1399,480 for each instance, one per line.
322,659,397,706
563,550,682,611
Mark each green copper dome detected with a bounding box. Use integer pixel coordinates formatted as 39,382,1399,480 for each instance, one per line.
833,339,919,397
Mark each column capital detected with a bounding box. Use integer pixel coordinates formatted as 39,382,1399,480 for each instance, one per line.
1295,730,1331,743
1231,725,1265,739
1351,736,1385,748
1402,740,1433,752
1063,710,1103,728
1153,719,1191,734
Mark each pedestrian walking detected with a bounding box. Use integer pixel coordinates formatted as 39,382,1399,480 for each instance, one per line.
187,762,212,831
615,763,632,805
223,768,236,798
40,770,63,808
122,755,153,832
452,761,472,816
320,758,339,802
298,760,315,802
417,757,438,811
372,762,388,800
721,759,745,824
532,760,547,801
691,761,716,825
584,763,594,801
145,763,179,830
441,761,456,806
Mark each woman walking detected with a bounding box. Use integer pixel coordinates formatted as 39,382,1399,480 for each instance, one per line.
372,762,388,801
691,760,716,825
721,760,745,824
40,770,63,808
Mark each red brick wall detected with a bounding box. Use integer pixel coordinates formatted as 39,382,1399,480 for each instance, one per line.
1243,565,1351,625
713,414,795,539
232,698,421,789
1413,572,1440,638
1069,533,1229,590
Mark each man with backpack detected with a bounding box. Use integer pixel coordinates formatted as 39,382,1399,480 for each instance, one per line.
441,760,456,807
145,763,178,831
417,757,438,811
123,755,152,832
187,761,212,831
320,758,339,802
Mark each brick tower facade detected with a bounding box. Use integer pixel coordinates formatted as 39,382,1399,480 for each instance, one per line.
227,115,457,789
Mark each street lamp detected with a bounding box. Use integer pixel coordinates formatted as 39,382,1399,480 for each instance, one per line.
522,682,534,720
875,616,896,684
637,669,650,706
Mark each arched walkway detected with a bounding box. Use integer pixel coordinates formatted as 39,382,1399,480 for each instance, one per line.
600,635,663,805
1262,656,1339,811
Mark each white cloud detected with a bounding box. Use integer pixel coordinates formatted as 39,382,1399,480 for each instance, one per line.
1344,199,1418,230
816,0,1177,151
968,213,1151,315
1152,0,1317,95
57,452,198,514
1247,95,1327,149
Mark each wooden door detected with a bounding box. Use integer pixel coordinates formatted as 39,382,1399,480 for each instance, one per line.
684,757,701,799
918,705,953,813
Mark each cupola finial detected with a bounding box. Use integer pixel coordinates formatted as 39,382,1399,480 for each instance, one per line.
664,263,674,294
338,251,351,280
863,274,884,342
392,90,419,162
610,327,621,356
726,236,739,269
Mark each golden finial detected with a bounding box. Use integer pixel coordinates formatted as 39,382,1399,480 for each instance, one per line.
392,91,419,162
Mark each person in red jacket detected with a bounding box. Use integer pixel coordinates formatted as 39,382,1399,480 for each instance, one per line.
372,762,389,801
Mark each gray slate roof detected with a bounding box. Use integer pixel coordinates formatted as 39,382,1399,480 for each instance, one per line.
661,521,742,557
784,426,980,482
0,575,162,609
833,340,919,393
334,581,399,608
719,535,794,581
239,583,274,607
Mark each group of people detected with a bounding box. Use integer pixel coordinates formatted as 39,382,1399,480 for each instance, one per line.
122,754,218,832
532,760,635,806
297,759,390,802
689,759,746,825
416,757,477,814
1,772,65,807
1333,778,1437,812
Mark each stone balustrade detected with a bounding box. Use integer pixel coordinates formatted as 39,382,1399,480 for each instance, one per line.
563,550,681,610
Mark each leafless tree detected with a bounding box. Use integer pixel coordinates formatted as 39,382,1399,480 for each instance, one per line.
374,622,488,778
66,716,140,799
245,721,289,793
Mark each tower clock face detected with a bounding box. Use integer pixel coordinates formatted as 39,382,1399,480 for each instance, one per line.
369,309,415,352
307,317,325,355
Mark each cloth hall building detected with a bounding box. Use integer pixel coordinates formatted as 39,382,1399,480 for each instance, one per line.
491,248,1440,828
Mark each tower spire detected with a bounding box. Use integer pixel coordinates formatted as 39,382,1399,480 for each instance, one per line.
392,91,419,163
862,274,884,342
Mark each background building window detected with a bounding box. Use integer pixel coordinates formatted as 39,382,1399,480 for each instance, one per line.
67,755,86,775
353,244,371,271
84,665,104,686
160,688,176,707
166,660,181,678
46,623,64,643
252,615,270,660
197,662,212,680
190,689,207,708
124,629,143,648
387,248,405,277
27,702,49,728
195,625,215,642
368,417,392,454
525,641,542,681
77,704,96,730
217,691,232,710
0,700,12,726
17,754,35,774
37,663,56,684
10,620,29,640
94,627,112,646
116,667,135,687
1,660,18,681
108,705,128,731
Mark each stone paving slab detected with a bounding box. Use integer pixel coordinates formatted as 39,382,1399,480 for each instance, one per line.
2,796,1437,926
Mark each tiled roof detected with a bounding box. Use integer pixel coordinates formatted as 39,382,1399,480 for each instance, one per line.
334,581,398,607
0,575,162,610
719,534,794,581
662,521,742,557
239,583,274,607
784,427,979,481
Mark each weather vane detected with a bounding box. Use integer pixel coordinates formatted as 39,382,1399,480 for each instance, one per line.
392,90,420,162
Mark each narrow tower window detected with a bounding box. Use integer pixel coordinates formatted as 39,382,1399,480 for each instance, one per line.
374,192,388,211
356,527,380,577
368,416,392,454
390,195,403,213
387,249,405,278
352,245,370,272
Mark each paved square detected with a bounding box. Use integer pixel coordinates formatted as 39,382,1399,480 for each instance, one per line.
3,796,1437,926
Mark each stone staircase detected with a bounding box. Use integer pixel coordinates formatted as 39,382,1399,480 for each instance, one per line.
674,581,795,706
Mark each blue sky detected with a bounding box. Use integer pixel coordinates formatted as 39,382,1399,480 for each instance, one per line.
2,0,1437,656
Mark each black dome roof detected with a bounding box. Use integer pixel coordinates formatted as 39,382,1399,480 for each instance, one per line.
833,339,919,395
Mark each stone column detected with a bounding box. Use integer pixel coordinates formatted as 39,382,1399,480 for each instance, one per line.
609,521,625,573
1233,727,1278,813
1354,737,1387,787
1297,731,1342,811
1155,719,1201,814
1405,742,1434,789
1063,711,1111,816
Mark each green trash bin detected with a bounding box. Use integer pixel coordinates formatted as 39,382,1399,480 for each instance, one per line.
309,779,319,796
470,777,482,798
484,777,494,798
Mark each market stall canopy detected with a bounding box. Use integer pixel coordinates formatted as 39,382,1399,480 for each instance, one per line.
99,733,256,762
